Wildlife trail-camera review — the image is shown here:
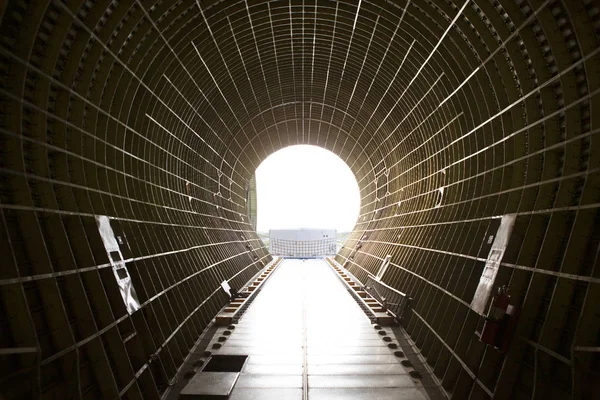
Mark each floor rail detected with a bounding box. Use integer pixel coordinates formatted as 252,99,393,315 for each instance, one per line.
364,275,412,323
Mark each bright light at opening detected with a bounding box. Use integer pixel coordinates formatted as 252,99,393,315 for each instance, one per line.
255,145,360,233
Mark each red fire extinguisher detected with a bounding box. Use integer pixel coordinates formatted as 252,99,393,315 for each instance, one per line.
480,286,518,352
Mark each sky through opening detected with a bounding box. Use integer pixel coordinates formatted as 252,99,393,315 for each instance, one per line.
255,145,360,233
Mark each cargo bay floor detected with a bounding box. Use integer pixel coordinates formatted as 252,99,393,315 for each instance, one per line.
173,258,433,400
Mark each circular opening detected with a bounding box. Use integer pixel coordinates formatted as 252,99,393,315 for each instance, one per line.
255,145,360,247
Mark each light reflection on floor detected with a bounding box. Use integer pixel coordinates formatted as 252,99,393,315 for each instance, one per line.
213,259,429,400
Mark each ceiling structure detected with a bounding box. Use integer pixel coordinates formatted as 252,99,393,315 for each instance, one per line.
0,0,598,399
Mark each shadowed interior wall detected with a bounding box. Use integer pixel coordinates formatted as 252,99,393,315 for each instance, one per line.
0,1,599,399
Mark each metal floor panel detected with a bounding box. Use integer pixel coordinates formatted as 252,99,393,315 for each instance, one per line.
211,259,429,400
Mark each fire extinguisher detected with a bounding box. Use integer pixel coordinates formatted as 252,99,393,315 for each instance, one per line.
480,286,518,352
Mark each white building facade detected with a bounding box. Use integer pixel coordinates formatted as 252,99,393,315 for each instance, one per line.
269,228,337,258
